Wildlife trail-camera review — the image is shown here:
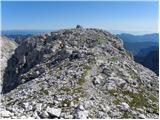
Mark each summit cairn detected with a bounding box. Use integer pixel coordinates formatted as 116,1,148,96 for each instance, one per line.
76,25,83,29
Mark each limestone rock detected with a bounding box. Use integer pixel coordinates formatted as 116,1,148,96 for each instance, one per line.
118,102,130,111
138,113,146,119
0,110,14,118
0,36,17,93
46,107,62,117
75,110,88,119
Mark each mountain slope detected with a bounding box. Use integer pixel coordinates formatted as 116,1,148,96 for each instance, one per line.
117,33,159,43
135,46,158,58
123,42,158,56
117,33,159,75
1,27,159,119
0,36,18,92
135,49,159,75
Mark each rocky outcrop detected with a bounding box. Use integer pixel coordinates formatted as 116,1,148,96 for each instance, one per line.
1,27,159,119
0,36,17,92
0,36,17,117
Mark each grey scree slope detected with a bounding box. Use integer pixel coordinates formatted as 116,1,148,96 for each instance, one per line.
0,26,159,119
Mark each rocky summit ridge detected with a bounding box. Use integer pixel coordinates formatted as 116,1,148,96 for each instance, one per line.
0,26,159,119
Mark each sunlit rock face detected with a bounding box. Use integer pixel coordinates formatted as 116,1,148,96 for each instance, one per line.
0,36,17,93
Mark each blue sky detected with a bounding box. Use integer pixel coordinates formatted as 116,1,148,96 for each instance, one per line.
1,1,158,33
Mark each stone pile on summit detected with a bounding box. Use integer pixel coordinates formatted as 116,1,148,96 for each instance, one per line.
0,26,159,119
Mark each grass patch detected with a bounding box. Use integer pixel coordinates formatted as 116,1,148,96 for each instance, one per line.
77,65,91,86
113,98,121,105
48,69,52,75
73,96,84,104
107,83,158,113
122,111,130,118
83,65,91,70
122,91,148,108
60,87,71,93
73,87,83,93
61,99,71,107
57,63,64,70
77,77,86,86
111,56,118,61
80,37,87,43
152,106,159,114
149,95,157,102
108,89,118,96
109,88,152,109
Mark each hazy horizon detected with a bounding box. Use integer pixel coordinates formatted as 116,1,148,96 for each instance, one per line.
1,29,158,36
1,1,158,33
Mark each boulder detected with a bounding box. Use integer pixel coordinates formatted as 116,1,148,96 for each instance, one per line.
46,107,61,117
0,110,14,118
75,110,88,119
118,102,130,111
138,113,145,119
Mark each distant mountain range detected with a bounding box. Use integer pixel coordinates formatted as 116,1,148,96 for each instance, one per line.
110,30,158,35
122,42,158,56
1,30,52,35
117,33,159,75
117,33,159,43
